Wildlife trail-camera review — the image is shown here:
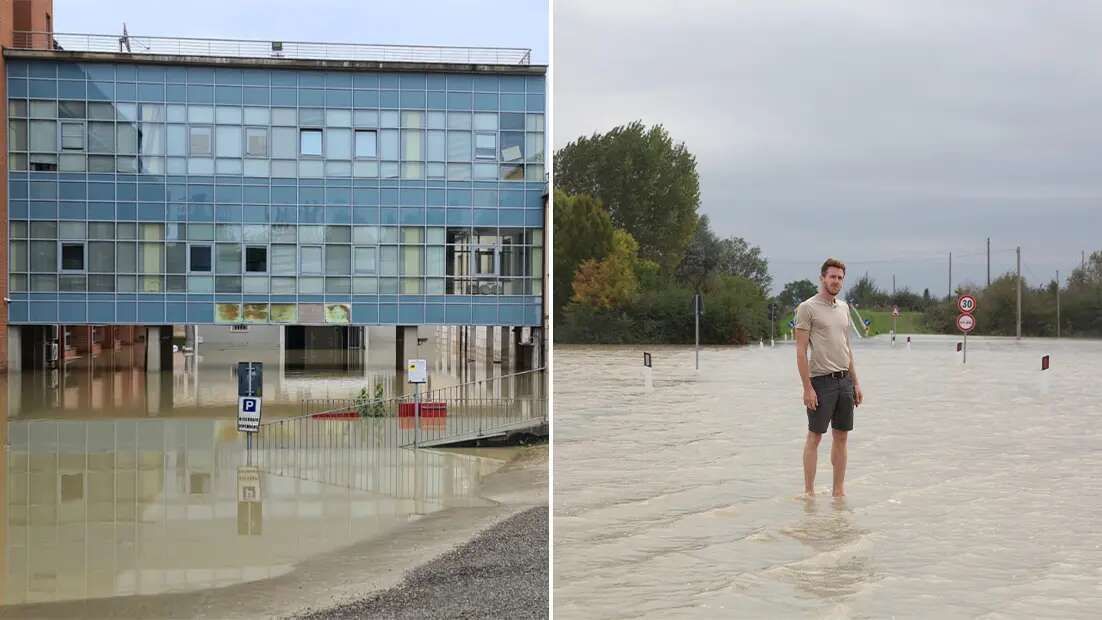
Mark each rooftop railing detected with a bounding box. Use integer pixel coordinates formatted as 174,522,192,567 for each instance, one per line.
10,32,533,65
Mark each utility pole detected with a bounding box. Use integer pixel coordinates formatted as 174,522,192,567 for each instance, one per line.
1056,270,1061,339
986,237,990,287
892,274,895,298
1016,246,1022,340
948,252,952,297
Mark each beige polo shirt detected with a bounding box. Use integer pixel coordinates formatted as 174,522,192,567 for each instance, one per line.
794,295,853,377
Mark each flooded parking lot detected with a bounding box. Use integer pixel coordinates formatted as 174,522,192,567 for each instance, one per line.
554,336,1102,618
0,327,532,609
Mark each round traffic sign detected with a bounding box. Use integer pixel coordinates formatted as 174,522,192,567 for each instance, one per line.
957,313,976,333
958,295,977,314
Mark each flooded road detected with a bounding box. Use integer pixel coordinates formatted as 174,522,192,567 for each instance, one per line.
0,327,531,609
554,336,1102,618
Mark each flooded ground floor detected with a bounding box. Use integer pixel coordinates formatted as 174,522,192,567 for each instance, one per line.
0,325,548,615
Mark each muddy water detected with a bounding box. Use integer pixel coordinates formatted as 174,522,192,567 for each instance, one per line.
0,327,520,607
554,336,1102,618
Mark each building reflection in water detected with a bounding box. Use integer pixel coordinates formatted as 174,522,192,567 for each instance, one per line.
1,418,499,605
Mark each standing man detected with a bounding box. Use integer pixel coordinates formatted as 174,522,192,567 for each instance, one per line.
794,258,864,497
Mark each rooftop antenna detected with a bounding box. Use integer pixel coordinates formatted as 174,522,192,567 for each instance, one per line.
119,22,131,52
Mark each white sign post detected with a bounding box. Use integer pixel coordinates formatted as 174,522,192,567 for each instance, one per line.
957,295,977,364
957,313,976,363
238,396,262,432
891,305,900,344
408,359,427,447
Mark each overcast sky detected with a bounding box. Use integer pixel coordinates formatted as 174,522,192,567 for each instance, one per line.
54,0,548,64
554,0,1101,297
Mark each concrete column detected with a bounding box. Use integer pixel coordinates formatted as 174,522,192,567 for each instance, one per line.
500,326,511,368
484,326,496,368
145,326,161,372
7,326,21,374
532,327,544,369
395,325,418,372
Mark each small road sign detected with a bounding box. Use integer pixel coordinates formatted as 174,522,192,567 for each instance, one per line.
958,295,977,314
891,306,901,318
407,359,428,384
957,313,976,333
788,320,796,328
863,319,872,327
238,396,262,432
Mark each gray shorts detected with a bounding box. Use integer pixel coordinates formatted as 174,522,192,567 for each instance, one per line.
807,373,855,434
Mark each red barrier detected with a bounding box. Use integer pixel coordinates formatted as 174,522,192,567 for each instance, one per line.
311,411,359,419
398,402,448,418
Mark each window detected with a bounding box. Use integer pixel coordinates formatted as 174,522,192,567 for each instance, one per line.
354,247,377,273
189,245,212,272
116,124,138,154
216,244,241,273
326,128,351,159
271,245,295,274
190,126,212,155
30,241,56,272
402,130,422,160
448,132,471,161
325,246,351,275
245,127,268,157
216,126,241,158
355,130,377,158
245,247,267,272
89,242,114,272
272,127,296,158
61,122,85,150
300,246,322,273
88,122,114,152
300,129,322,156
29,120,57,152
61,243,85,271
166,243,187,273
475,133,497,159
325,225,351,243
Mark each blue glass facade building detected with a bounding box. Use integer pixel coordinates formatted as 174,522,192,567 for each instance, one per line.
5,55,546,328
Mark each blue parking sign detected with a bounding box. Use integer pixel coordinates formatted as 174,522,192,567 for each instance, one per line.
238,396,262,432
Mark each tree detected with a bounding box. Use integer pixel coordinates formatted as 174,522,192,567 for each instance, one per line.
555,121,701,272
675,215,723,292
571,229,641,310
846,274,888,308
553,190,614,318
778,279,818,310
716,236,772,293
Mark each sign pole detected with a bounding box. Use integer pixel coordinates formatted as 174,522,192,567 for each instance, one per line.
414,382,421,448
694,294,700,370
963,332,967,364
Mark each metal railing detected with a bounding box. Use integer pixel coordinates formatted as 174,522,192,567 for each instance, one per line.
249,368,546,476
10,32,533,65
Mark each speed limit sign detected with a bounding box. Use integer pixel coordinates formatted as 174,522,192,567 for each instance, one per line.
958,295,977,314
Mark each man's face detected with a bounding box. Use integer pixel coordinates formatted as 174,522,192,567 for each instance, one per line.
821,267,845,296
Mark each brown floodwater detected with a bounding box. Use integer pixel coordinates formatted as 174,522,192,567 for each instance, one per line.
554,335,1102,618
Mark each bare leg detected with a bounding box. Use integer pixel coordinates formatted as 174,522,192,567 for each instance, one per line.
803,431,822,495
831,429,848,496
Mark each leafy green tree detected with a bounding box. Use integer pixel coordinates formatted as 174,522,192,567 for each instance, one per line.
555,121,701,271
553,190,614,319
717,236,772,293
675,215,723,292
778,279,818,310
571,229,641,310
